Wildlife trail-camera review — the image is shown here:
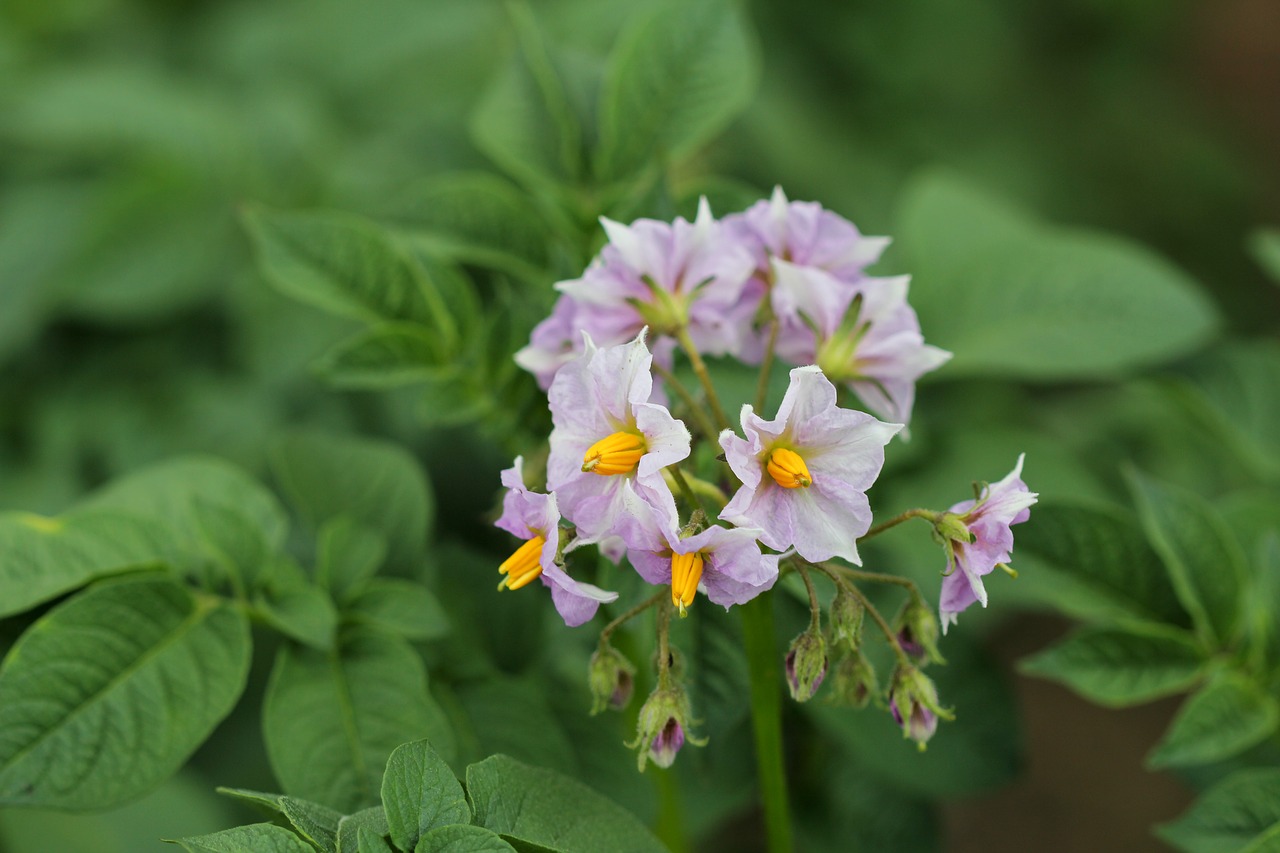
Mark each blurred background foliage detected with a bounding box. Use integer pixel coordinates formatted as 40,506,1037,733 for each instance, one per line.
0,0,1278,850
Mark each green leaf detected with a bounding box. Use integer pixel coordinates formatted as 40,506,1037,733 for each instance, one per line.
263,630,455,813
1127,470,1248,647
805,638,1021,797
1241,825,1280,853
0,509,172,618
242,206,457,350
1147,673,1280,769
1248,228,1280,286
1011,501,1186,624
596,0,758,180
345,579,449,641
336,807,390,853
466,755,666,853
0,576,251,809
397,171,549,281
270,431,433,575
1019,623,1206,707
192,499,273,591
80,456,288,576
470,2,582,189
895,172,1220,379
279,797,342,853
1157,768,1280,853
169,823,314,853
358,825,395,853
254,558,339,651
215,787,286,813
1176,341,1280,480
317,519,388,604
315,324,456,390
381,739,470,852
690,601,751,739
416,825,517,853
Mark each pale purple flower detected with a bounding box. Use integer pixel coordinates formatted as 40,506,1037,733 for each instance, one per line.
495,457,618,627
555,199,755,357
627,521,780,612
515,294,579,391
938,454,1038,632
546,330,690,548
771,264,951,428
719,366,901,564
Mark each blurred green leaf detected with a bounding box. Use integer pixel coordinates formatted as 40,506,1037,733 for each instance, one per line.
455,678,577,775
270,431,433,575
346,579,449,642
262,630,455,813
1174,341,1280,481
1127,470,1247,647
1157,768,1280,853
470,1,583,190
242,206,458,351
1147,673,1280,769
317,518,388,604
381,739,470,852
596,0,758,180
0,576,250,809
1014,501,1186,625
170,823,313,853
1248,229,1280,287
315,323,458,390
690,601,751,739
466,755,666,853
255,558,339,651
896,172,1220,379
1019,623,1205,707
415,825,516,852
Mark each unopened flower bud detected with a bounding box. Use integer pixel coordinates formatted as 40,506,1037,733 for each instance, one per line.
588,644,636,714
829,649,877,709
888,665,953,751
785,628,828,703
932,511,973,546
628,683,706,771
895,598,944,665
828,585,864,650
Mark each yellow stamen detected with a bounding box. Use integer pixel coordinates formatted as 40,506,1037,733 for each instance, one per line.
582,431,646,476
670,552,705,617
498,536,545,591
766,447,812,489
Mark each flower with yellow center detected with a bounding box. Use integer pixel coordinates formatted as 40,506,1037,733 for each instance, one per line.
669,551,705,616
627,522,779,616
497,535,546,591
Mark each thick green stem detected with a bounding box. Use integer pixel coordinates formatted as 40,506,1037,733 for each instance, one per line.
740,592,793,853
654,767,690,853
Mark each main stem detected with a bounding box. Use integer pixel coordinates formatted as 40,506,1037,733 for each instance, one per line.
740,592,793,853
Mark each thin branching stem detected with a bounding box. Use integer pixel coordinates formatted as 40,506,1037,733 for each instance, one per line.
810,562,912,667
675,327,731,432
754,318,781,415
860,508,936,541
796,563,821,632
600,590,666,646
652,359,720,446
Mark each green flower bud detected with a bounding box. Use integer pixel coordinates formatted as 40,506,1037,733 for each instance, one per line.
785,627,828,703
627,683,706,771
895,599,944,665
828,585,865,650
588,644,636,715
888,665,954,751
829,649,877,709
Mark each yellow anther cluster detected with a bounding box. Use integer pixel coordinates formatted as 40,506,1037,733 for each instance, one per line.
670,551,705,616
498,535,545,591
582,431,646,476
766,447,812,489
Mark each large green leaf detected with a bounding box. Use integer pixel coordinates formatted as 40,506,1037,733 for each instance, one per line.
1147,674,1280,769
1019,623,1205,707
270,431,433,575
345,579,449,642
470,2,582,190
1176,341,1280,480
170,823,313,853
0,509,172,618
1157,768,1280,853
466,755,666,853
336,807,390,853
1128,470,1247,647
895,172,1220,379
0,576,250,809
596,0,758,180
381,740,470,852
416,825,516,853
262,630,454,813
242,206,457,350
314,323,455,390
1005,500,1186,625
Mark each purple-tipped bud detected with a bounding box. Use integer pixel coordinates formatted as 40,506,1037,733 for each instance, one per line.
829,586,864,649
629,684,706,771
785,628,828,703
830,650,877,708
588,644,636,714
888,665,953,750
895,599,944,665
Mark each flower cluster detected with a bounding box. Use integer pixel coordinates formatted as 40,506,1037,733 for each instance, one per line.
495,190,1034,766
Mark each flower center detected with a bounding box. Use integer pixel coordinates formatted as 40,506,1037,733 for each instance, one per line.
498,536,545,591
766,448,812,489
582,431,647,476
670,551,705,616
